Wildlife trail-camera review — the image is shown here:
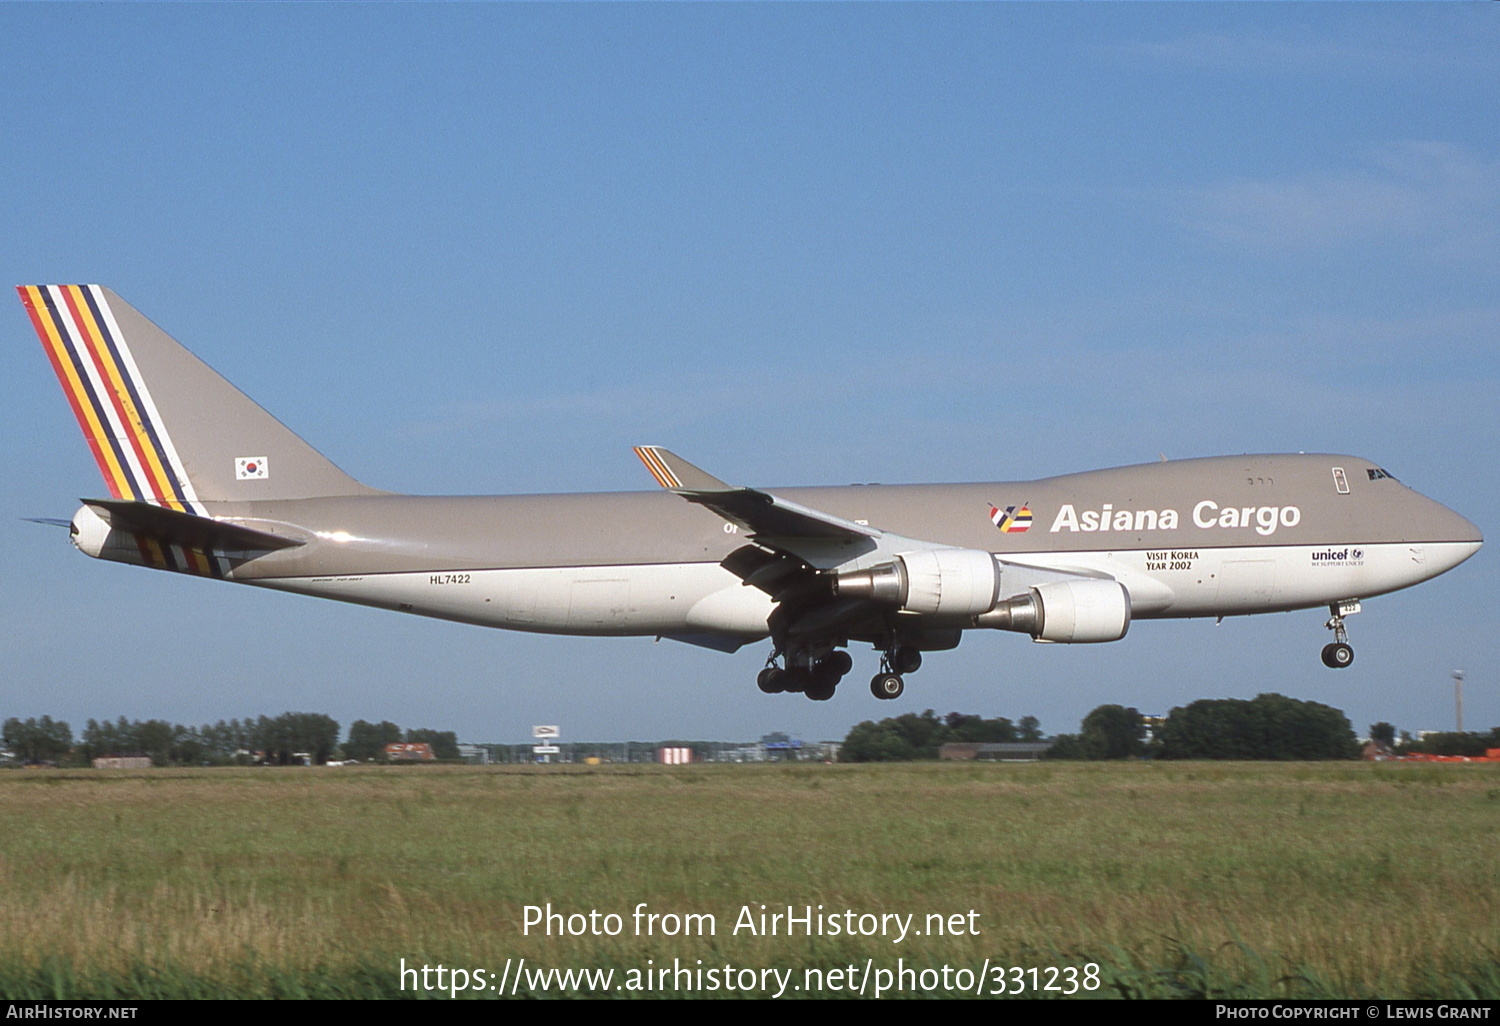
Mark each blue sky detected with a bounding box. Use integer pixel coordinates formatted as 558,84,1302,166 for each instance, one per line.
2,4,1496,746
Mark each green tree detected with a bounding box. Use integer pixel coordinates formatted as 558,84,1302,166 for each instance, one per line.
1399,731,1491,757
2,717,73,764
1044,733,1087,760
1369,722,1397,748
943,712,1017,744
346,719,404,761
841,710,949,762
1079,704,1148,760
1157,693,1358,760
135,719,176,765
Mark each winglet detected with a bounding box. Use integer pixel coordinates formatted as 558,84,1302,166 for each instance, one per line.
633,446,731,492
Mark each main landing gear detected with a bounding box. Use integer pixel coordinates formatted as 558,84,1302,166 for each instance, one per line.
1321,599,1360,669
757,642,922,701
869,645,921,701
757,650,854,701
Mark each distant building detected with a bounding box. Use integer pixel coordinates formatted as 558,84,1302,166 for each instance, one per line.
658,746,694,764
761,732,803,762
92,756,152,770
385,742,435,762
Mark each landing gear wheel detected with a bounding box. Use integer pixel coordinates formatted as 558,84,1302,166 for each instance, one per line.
781,667,811,694
891,647,922,675
806,679,836,701
1321,643,1354,669
757,667,786,694
1321,600,1360,670
870,673,904,700
823,651,853,678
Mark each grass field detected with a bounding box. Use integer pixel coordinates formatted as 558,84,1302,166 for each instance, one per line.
0,760,1496,999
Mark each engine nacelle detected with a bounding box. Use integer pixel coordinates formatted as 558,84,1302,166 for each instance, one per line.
833,548,1000,617
1030,579,1131,642
973,578,1130,643
835,552,1129,642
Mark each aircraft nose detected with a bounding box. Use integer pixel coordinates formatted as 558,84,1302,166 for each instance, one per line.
1415,495,1482,574
1443,504,1483,547
1460,514,1482,546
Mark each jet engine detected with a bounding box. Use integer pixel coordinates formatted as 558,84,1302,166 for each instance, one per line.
974,578,1131,643
833,548,1000,617
835,550,1130,643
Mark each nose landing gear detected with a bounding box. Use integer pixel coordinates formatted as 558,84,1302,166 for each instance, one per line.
1321,599,1360,669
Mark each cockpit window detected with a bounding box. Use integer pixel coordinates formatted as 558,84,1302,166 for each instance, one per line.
1367,468,1398,482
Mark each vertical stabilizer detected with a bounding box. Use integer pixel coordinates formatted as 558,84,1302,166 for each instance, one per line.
18,285,379,505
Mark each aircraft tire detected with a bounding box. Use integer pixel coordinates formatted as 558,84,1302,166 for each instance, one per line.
823,651,854,677
812,660,843,689
782,667,811,693
757,668,786,694
870,673,904,700
1321,643,1354,669
892,647,922,674
806,680,836,702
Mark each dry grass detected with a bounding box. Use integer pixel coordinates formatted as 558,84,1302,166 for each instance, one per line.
0,761,1496,997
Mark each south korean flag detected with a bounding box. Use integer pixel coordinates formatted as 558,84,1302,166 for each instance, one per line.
235,456,270,480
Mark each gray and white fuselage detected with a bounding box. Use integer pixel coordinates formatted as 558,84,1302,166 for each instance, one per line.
165,454,1479,643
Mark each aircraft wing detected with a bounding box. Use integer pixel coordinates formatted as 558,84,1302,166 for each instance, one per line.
633,446,880,541
634,445,1113,598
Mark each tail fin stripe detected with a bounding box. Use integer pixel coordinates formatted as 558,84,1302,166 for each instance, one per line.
22,285,203,514
29,285,140,501
59,285,175,509
19,286,122,497
77,286,199,514
45,285,160,504
23,284,376,504
40,285,144,498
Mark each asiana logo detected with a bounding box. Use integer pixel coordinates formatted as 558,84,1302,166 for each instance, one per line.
988,504,1033,534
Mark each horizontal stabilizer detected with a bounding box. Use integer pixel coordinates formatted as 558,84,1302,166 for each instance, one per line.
85,499,305,552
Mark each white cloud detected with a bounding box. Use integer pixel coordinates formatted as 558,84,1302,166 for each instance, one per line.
1188,142,1499,255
